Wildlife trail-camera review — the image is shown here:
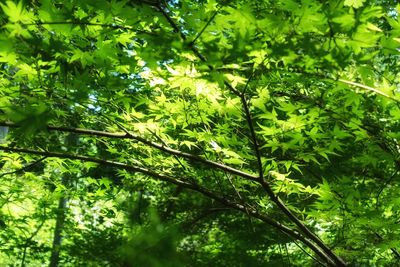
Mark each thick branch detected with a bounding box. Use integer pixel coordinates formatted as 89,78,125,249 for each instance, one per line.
0,145,194,187
153,4,346,266
0,122,258,182
240,92,347,266
0,145,335,265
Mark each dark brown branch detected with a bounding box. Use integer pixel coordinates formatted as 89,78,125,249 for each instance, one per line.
0,145,335,265
0,145,195,187
240,90,347,266
152,3,345,266
0,157,46,178
22,21,155,35
156,6,185,39
375,232,400,260
0,146,328,260
239,87,342,264
0,122,258,182
157,5,208,64
157,4,242,96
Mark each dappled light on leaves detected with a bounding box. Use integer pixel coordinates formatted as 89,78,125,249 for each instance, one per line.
0,0,400,266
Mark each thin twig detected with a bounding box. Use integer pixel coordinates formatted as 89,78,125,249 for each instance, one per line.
226,173,256,232
0,157,46,178
189,9,220,46
375,232,400,260
338,78,395,100
376,169,399,207
184,207,232,228
22,21,155,35
291,238,328,267
20,219,46,267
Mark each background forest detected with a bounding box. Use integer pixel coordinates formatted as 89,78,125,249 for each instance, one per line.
1,0,400,266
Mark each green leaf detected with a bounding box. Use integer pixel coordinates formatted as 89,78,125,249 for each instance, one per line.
0,1,34,23
344,0,366,8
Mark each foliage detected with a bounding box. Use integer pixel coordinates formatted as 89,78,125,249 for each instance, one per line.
1,0,400,266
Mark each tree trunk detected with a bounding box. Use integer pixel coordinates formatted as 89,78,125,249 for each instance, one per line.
49,194,67,267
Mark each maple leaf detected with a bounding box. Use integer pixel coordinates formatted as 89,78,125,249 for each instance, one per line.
344,0,366,8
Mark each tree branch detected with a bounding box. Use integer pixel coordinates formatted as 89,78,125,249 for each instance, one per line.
189,9,220,46
22,21,155,35
0,156,46,178
375,232,400,260
151,3,346,266
240,91,347,266
337,78,397,102
0,145,335,265
0,122,258,182
20,219,46,267
156,3,241,96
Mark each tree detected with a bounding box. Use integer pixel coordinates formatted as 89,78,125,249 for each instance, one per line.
0,0,400,266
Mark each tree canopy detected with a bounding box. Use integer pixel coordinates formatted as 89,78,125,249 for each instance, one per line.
1,0,400,266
